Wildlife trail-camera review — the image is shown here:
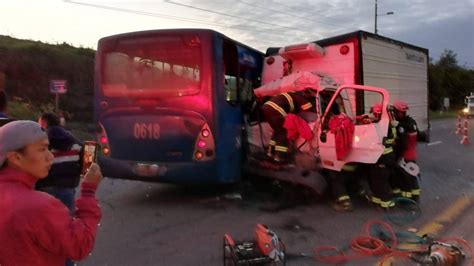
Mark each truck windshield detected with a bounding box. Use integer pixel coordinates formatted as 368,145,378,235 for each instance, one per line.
101,35,202,98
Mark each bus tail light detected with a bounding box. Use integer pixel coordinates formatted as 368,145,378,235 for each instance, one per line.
96,122,111,156
102,147,110,155
195,151,204,160
201,129,210,137
99,136,108,144
193,123,215,161
197,140,206,148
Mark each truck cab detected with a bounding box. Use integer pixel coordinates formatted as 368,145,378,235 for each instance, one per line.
244,67,391,193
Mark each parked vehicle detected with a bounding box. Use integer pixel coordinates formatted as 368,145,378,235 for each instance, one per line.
463,92,474,117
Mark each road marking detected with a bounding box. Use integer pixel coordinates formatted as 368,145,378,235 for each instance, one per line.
377,194,473,266
416,195,472,236
427,141,442,146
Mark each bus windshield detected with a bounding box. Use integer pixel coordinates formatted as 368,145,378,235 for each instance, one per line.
101,35,202,98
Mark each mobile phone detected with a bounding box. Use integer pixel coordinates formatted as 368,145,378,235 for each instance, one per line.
82,141,98,175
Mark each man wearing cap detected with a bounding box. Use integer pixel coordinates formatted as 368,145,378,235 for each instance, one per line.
0,120,103,266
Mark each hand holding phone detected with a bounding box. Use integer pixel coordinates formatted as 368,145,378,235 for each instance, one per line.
82,141,98,175
82,163,103,185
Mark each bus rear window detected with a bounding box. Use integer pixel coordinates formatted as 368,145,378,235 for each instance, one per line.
102,35,202,98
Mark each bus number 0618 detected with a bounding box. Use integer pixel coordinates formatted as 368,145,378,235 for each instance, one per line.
133,123,160,139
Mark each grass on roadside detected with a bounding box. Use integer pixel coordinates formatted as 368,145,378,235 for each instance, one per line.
429,110,460,120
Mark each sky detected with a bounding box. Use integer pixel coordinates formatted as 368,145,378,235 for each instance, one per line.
1,0,473,68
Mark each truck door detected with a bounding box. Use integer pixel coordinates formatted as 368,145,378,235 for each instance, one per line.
317,85,390,171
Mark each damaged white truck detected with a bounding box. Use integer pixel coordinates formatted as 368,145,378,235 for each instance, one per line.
243,31,429,193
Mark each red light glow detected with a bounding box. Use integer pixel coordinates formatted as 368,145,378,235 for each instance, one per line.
103,147,110,155
197,140,206,148
99,136,108,144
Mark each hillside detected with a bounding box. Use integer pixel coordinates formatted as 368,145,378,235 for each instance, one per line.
0,35,95,121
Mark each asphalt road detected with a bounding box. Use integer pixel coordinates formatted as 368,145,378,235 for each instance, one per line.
79,117,474,266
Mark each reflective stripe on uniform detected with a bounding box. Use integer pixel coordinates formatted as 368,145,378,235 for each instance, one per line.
342,164,357,172
383,126,397,154
392,188,401,194
385,127,397,145
412,189,421,195
265,101,287,117
380,200,395,208
301,102,312,111
274,145,288,152
401,191,413,198
383,146,393,154
281,93,294,112
337,195,350,201
269,140,276,146
371,196,382,204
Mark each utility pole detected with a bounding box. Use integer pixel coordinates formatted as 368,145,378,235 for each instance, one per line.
374,0,378,34
375,0,394,35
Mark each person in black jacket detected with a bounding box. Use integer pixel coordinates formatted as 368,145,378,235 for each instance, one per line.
36,112,83,214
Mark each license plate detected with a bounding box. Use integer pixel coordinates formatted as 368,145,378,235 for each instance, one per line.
133,163,160,177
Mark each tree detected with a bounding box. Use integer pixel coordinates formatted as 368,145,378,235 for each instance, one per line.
428,49,474,110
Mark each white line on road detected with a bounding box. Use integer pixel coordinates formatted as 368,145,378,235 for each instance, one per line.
427,141,443,146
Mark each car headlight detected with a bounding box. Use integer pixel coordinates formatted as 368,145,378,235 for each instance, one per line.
462,107,469,113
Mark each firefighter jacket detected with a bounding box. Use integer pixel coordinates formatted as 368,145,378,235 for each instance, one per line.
383,125,397,155
264,91,313,117
396,116,418,161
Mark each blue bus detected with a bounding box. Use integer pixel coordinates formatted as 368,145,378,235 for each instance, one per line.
94,29,264,184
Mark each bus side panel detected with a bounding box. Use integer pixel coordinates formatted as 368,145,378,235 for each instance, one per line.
212,35,242,184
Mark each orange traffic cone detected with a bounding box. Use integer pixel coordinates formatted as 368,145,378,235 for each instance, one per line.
460,114,470,145
455,115,462,135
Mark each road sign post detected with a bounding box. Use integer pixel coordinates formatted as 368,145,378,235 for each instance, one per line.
50,80,67,113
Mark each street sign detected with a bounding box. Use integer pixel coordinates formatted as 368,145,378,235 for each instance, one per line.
50,80,67,94
444,97,450,109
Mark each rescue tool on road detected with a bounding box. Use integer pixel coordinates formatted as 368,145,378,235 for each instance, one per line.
223,224,285,265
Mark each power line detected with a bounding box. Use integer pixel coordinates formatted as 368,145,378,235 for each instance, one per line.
237,0,353,31
163,0,306,32
62,0,312,37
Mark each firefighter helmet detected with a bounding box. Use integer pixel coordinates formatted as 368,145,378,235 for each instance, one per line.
393,100,409,112
372,103,383,115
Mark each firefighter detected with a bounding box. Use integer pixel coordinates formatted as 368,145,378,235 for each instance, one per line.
393,100,421,201
325,103,356,211
262,90,314,163
366,103,396,209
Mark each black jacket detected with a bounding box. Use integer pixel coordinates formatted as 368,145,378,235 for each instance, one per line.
36,126,83,189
